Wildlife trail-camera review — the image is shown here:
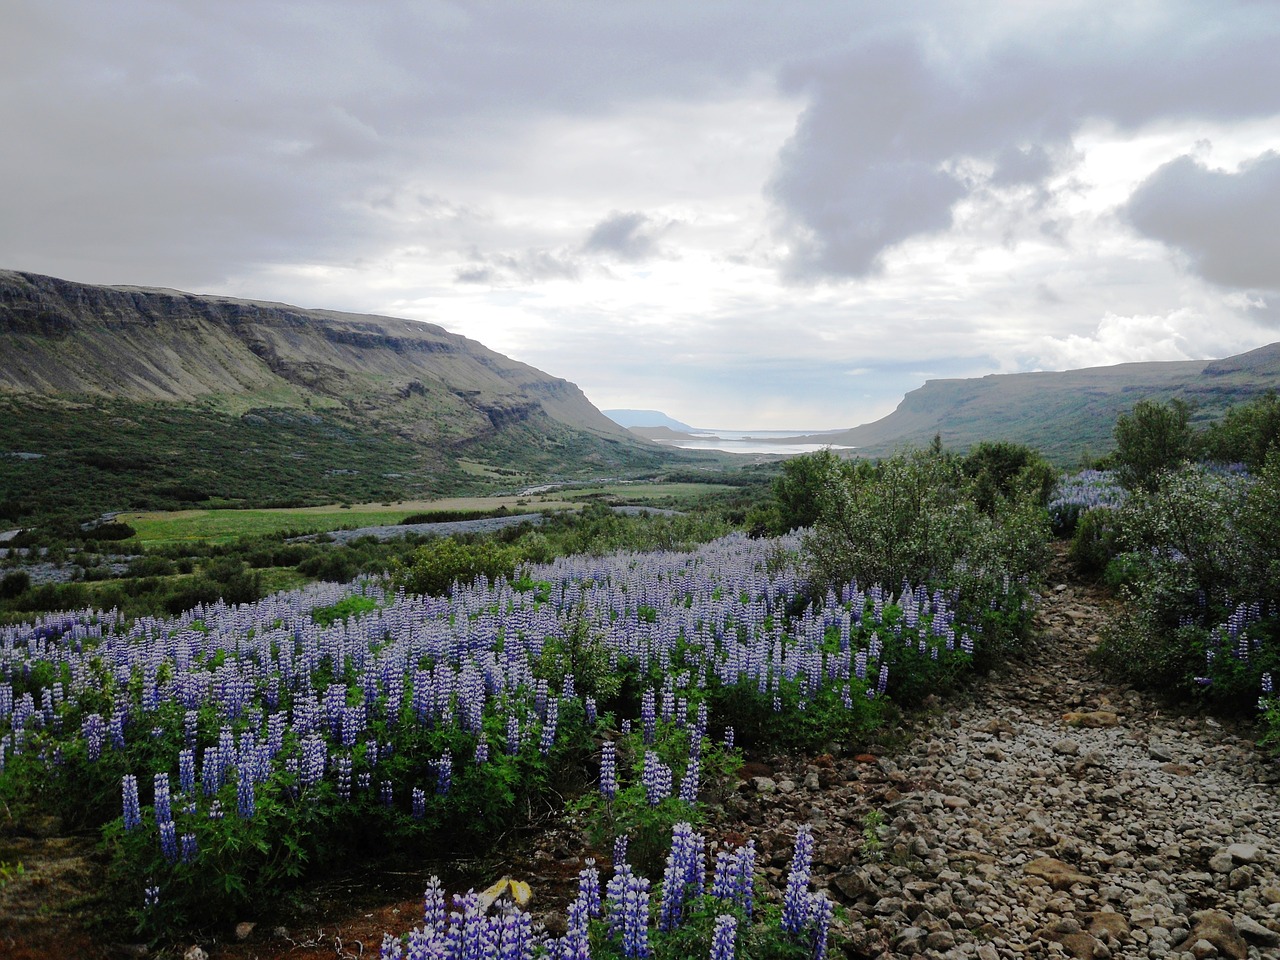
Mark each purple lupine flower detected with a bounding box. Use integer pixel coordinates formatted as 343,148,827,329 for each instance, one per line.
658,821,705,931
208,799,224,820
381,779,394,807
144,885,160,910
380,933,403,960
1263,673,1274,695
423,876,447,941
335,755,352,801
710,914,737,960
435,751,452,796
641,689,657,744
183,709,198,746
153,772,173,824
585,696,598,726
180,832,198,864
540,698,559,755
412,787,426,819
561,895,592,960
179,748,196,795
299,735,326,789
642,751,672,806
613,834,629,870
606,864,652,960
122,774,141,830
781,826,815,935
506,713,521,755
732,841,755,919
158,818,179,862
474,734,490,765
82,713,106,762
237,770,256,819
723,726,734,751
679,749,701,803
808,893,834,960
876,663,889,695
599,741,617,800
578,858,601,918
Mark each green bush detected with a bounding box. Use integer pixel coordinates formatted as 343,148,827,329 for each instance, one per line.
1113,398,1193,492
961,441,1056,515
1201,392,1280,470
1068,507,1122,576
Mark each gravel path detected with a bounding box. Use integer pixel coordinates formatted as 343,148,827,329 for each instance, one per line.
728,545,1280,960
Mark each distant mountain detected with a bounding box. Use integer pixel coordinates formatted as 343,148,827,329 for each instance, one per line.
807,343,1280,463
0,270,698,520
603,409,696,431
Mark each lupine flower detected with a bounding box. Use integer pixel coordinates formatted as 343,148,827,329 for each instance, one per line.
659,821,705,931
578,858,601,918
435,751,452,796
599,741,617,800
613,834,629,869
122,774,141,830
642,751,672,806
237,771,256,819
158,818,179,862
82,713,106,762
710,914,737,960
153,772,172,824
585,696,597,725
412,787,426,819
423,876,447,940
782,826,815,935
179,749,196,795
641,689,657,744
475,734,490,765
606,863,652,960
539,699,558,755
380,933,403,960
381,779,394,807
180,832,198,864
144,885,160,910
808,893,834,960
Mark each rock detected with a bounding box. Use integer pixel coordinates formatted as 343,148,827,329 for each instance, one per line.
1177,911,1247,960
1024,857,1093,891
1208,851,1236,874
1148,742,1174,761
924,929,956,950
1063,711,1120,728
1087,911,1130,941
943,795,971,809
1058,931,1100,959
1228,865,1253,890
831,868,872,903
1233,914,1280,947
1262,886,1280,905
183,948,208,960
776,779,797,794
1225,842,1260,863
1052,739,1081,757
1189,938,1218,959
1161,762,1198,776
752,777,776,794
235,921,256,940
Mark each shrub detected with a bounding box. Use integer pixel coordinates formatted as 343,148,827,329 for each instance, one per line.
1068,507,1123,576
0,570,30,599
1113,398,1193,492
961,441,1056,515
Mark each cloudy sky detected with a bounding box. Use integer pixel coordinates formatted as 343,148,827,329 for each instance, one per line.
4,2,1280,428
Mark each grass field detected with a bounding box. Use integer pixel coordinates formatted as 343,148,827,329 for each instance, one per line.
119,483,738,545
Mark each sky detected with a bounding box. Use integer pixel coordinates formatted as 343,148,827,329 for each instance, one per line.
4,2,1280,430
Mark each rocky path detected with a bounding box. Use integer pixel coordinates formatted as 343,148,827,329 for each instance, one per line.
729,545,1280,960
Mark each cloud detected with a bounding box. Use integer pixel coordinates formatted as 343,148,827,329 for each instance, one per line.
767,9,1280,282
1124,151,1280,291
454,249,582,285
582,211,671,262
1035,312,1198,370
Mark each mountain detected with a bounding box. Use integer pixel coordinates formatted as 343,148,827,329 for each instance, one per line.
0,270,694,521
808,343,1280,463
603,409,696,431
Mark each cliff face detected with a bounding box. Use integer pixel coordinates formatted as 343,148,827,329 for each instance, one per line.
0,269,632,444
821,346,1280,463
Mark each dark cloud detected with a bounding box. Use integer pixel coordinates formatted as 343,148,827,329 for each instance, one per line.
1124,152,1280,291
582,211,669,261
454,249,581,286
768,9,1280,282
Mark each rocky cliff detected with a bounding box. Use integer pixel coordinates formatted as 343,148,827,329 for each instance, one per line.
0,269,633,446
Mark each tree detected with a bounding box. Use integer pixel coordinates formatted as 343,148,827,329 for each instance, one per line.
1113,399,1192,491
771,448,848,532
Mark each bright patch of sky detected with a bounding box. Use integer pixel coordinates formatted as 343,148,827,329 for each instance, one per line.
3,1,1278,429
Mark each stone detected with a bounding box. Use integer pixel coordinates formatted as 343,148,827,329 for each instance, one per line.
234,922,255,941
1052,739,1081,757
1087,911,1130,941
1148,742,1174,762
1063,711,1120,728
1058,931,1100,959
1225,842,1260,863
1262,886,1280,905
1208,851,1235,874
1161,762,1198,776
1177,911,1247,960
776,779,797,794
183,949,208,960
1189,938,1217,959
752,776,776,794
1024,857,1093,891
1233,914,1280,947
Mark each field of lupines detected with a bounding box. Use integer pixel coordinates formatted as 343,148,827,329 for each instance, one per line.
0,530,1034,945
